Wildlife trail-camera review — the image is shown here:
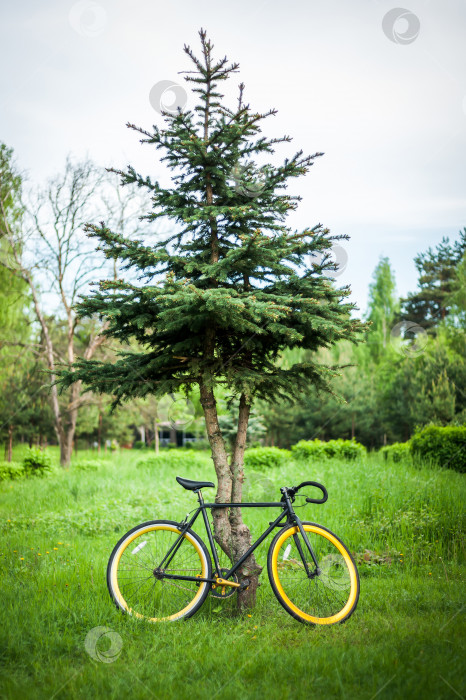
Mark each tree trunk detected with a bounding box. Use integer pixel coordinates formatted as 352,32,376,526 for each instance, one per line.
60,432,73,467
138,426,146,444
169,426,177,445
200,384,262,610
59,381,80,468
154,413,159,454
98,410,102,454
200,382,234,559
6,426,13,462
230,394,263,609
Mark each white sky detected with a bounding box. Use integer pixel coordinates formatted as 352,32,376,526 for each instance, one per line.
1,0,465,314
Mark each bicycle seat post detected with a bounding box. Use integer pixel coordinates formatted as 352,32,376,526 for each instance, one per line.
196,489,204,505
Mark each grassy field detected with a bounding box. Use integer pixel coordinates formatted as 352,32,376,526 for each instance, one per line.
0,447,464,699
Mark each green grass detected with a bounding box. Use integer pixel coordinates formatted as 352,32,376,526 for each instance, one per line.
0,447,464,699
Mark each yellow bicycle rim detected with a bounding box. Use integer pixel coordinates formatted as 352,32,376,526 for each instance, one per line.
110,524,207,622
271,524,358,624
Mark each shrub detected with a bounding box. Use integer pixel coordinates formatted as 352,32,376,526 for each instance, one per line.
244,447,290,471
335,440,366,460
410,425,466,473
136,450,207,471
0,461,25,481
73,459,106,471
291,439,366,461
184,440,210,451
380,442,412,463
132,441,146,449
291,439,327,461
22,448,52,477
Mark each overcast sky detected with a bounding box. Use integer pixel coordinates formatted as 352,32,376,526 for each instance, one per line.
1,0,465,314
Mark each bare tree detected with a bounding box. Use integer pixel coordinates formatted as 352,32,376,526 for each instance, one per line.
0,156,147,466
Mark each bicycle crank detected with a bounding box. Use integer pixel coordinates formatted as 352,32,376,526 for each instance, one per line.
210,568,239,598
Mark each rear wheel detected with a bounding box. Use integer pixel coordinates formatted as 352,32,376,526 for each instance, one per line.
267,522,359,625
107,520,212,621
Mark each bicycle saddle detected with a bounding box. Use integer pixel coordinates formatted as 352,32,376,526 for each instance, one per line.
176,476,215,491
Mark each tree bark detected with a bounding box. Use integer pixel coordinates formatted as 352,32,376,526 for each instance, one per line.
230,393,263,608
98,409,102,454
154,408,159,454
200,384,262,609
6,426,13,462
199,382,234,560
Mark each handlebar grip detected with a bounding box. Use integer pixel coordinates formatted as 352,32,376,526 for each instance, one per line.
296,480,328,504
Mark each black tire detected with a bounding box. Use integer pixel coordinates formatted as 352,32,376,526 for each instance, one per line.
267,521,360,625
107,519,212,622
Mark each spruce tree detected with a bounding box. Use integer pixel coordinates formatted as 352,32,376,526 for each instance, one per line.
399,230,466,331
58,30,366,608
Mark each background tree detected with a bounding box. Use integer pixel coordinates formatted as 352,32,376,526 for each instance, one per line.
365,256,398,361
57,30,367,608
399,230,466,331
0,143,34,459
0,157,147,465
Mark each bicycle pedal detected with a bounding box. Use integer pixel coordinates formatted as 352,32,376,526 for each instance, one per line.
238,578,250,591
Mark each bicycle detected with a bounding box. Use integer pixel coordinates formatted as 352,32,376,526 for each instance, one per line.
107,475,360,625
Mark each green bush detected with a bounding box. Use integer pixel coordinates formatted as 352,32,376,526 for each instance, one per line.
136,450,207,471
291,439,366,461
380,442,412,462
0,461,25,481
22,448,52,477
291,439,327,461
184,440,210,451
73,459,106,471
244,447,290,471
410,425,466,473
132,441,146,449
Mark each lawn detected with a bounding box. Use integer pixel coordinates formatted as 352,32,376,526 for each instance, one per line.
0,447,464,699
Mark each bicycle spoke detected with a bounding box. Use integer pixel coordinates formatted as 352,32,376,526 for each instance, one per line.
272,526,357,622
112,524,209,621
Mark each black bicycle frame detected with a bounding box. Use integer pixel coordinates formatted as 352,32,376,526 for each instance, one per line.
157,489,320,585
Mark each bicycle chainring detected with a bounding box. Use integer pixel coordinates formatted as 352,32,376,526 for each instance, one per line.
210,568,238,599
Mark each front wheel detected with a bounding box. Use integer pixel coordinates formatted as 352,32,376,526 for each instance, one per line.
107,520,212,622
267,522,359,625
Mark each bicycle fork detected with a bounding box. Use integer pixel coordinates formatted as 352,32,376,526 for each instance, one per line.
281,489,321,578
